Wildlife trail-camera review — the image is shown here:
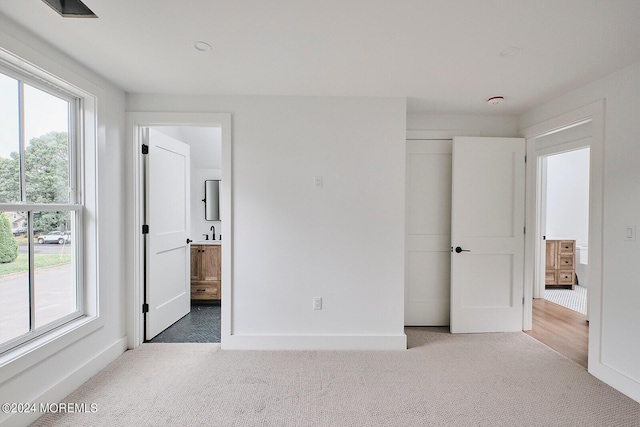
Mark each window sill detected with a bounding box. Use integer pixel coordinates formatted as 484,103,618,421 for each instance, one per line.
0,315,103,384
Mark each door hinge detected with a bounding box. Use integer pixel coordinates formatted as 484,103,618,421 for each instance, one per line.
142,224,149,234
524,155,527,163
142,144,149,154
522,297,525,305
142,303,149,313
524,226,526,234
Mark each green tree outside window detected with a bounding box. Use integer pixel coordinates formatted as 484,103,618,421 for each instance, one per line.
0,213,18,263
0,131,69,233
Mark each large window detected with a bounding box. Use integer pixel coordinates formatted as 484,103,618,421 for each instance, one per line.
0,67,83,352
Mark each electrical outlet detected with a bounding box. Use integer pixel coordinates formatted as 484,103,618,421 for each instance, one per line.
313,297,322,310
314,176,323,189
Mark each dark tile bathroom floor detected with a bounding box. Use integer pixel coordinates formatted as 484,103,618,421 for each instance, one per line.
146,302,221,343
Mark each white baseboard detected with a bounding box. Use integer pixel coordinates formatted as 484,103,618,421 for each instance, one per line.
590,361,640,404
3,337,127,427
222,334,407,350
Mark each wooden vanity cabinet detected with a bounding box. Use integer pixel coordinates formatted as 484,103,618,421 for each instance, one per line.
545,239,575,289
190,245,221,301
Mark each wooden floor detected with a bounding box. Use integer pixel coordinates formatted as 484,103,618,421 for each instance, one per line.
525,298,589,368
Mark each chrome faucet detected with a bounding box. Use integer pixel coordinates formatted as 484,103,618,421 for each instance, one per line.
210,225,215,240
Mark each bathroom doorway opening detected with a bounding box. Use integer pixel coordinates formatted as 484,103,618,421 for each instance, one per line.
525,119,592,368
540,147,590,315
126,112,232,351
144,125,223,344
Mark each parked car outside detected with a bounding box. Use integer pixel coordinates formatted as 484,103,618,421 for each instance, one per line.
38,231,71,245
12,227,27,236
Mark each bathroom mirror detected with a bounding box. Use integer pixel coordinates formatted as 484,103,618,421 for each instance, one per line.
203,180,220,221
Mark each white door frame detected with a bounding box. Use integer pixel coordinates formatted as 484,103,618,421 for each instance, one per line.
521,100,604,374
125,112,232,349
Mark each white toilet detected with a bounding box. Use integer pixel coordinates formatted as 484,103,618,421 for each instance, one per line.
575,245,588,288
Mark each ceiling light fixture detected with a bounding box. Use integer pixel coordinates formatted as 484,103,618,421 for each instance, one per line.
500,47,520,57
487,96,505,105
194,41,212,52
41,0,97,18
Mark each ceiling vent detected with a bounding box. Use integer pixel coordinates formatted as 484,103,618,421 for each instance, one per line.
42,0,97,18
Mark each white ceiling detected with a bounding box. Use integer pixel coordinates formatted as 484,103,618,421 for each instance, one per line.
2,1,640,114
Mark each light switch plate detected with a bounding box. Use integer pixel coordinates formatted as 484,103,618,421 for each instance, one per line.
625,225,636,241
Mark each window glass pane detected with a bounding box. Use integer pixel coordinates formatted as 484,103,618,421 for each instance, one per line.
0,73,21,203
24,84,70,204
34,210,76,329
0,69,82,350
0,211,29,343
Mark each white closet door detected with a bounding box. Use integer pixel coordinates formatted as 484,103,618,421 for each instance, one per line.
450,137,525,333
405,139,452,326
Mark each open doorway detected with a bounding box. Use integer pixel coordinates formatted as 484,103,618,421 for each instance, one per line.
125,112,232,351
541,147,590,315
144,126,222,343
525,121,592,367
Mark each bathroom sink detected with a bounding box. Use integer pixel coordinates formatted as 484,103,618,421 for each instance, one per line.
193,240,222,245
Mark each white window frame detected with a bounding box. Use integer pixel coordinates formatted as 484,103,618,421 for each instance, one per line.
0,67,84,353
0,47,102,382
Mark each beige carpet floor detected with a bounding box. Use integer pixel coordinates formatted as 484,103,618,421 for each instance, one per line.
32,327,640,426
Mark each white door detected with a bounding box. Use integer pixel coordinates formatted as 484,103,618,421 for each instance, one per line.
450,137,525,333
405,139,452,325
145,128,191,339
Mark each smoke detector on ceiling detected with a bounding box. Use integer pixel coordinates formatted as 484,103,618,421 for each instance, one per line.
194,41,212,52
487,96,505,105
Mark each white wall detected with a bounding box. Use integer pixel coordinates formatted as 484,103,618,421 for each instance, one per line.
0,15,126,426
192,168,221,240
187,127,222,241
520,60,640,403
545,148,590,246
407,113,520,136
128,94,407,349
